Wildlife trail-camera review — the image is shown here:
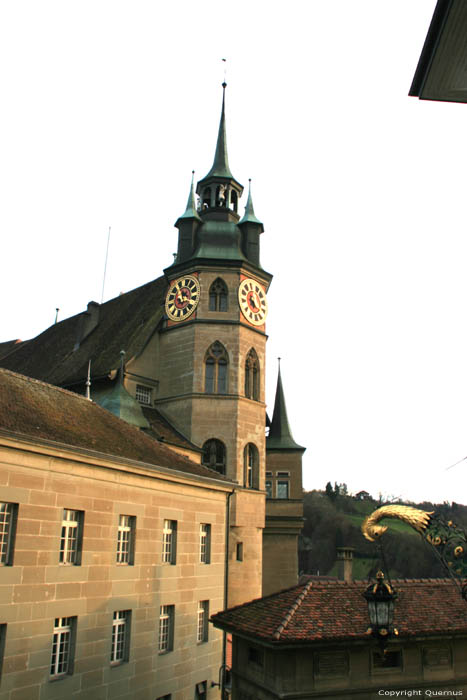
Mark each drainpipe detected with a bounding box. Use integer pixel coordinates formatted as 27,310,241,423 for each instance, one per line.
221,488,235,698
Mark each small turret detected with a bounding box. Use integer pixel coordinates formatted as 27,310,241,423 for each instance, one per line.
239,179,264,266
267,363,304,451
175,171,202,263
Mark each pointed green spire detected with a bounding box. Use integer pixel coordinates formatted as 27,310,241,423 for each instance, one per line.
177,171,201,222
267,361,304,451
240,179,264,228
204,82,234,180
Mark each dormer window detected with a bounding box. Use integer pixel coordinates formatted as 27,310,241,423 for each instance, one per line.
135,385,152,405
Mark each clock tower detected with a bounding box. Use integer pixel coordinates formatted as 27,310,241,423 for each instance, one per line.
156,84,272,605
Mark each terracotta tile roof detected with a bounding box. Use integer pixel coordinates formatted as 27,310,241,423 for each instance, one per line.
0,368,228,483
211,579,467,644
0,276,167,386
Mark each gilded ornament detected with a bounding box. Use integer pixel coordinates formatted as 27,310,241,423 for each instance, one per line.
361,505,433,542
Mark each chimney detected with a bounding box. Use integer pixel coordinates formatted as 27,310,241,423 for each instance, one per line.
337,546,354,583
74,301,100,351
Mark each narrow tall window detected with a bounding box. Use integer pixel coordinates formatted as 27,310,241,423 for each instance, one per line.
111,611,131,665
0,624,6,682
209,278,228,311
265,480,272,499
201,439,226,474
117,515,135,565
50,617,76,678
204,341,228,394
244,349,260,400
199,524,211,564
59,509,84,565
244,444,259,489
197,601,209,643
162,520,177,565
158,605,174,653
0,502,17,566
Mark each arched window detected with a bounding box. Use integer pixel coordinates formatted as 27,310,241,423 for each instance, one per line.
244,443,259,489
230,190,238,212
202,439,226,475
245,349,260,400
209,278,228,312
205,341,228,394
202,187,211,209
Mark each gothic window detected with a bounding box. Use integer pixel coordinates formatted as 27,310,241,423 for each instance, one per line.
204,342,228,394
209,278,228,312
245,349,260,400
202,439,226,475
244,443,259,489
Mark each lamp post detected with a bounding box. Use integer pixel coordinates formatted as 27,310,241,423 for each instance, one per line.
363,571,398,644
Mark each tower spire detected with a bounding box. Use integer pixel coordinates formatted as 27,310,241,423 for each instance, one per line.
240,179,264,228
204,82,233,180
267,361,304,450
178,171,201,222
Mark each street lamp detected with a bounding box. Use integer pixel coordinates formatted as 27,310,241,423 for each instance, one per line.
363,571,398,642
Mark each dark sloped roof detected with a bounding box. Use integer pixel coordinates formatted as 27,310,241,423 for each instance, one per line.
0,368,228,482
267,367,304,451
0,339,23,360
211,579,467,644
0,276,168,386
142,407,201,453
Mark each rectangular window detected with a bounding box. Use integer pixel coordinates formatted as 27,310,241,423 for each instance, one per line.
265,480,272,499
197,601,209,643
423,646,451,667
50,617,76,678
158,605,174,654
315,650,349,677
276,471,290,477
199,524,211,564
195,681,207,699
135,384,152,405
236,542,243,561
248,646,264,667
117,515,135,565
0,502,18,566
0,624,6,682
111,610,131,665
276,480,289,499
162,520,177,565
59,509,84,565
372,650,402,670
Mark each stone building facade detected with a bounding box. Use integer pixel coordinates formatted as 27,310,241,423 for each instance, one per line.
0,86,305,699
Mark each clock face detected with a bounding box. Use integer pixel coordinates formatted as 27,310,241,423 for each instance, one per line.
238,278,268,326
165,275,200,321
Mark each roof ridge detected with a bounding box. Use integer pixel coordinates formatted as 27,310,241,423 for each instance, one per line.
0,367,93,403
273,580,313,640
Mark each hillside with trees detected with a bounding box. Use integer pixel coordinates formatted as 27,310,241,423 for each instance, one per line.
299,485,467,580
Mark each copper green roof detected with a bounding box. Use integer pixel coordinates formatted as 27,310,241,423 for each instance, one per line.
239,179,264,229
96,377,150,429
202,83,233,180
267,366,305,451
176,171,201,223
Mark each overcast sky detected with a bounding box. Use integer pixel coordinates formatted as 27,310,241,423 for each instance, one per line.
3,0,467,505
